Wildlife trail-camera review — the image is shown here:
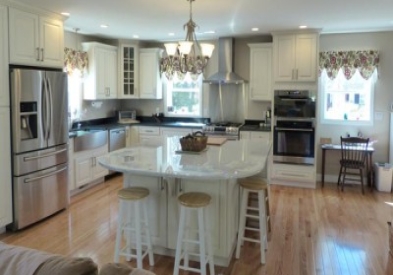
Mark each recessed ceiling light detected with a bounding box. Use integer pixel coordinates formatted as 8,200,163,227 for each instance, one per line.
299,25,307,29
251,27,259,32
100,24,108,28
61,12,70,16
133,35,139,39
168,32,175,36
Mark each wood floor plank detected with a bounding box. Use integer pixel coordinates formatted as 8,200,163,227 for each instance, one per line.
1,177,393,275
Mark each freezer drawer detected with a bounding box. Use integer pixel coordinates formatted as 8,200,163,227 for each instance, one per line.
11,163,68,230
13,144,68,176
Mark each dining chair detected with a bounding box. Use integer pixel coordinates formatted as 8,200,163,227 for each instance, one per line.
338,136,370,194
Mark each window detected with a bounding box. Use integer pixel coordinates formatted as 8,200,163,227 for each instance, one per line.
319,69,377,125
164,73,203,117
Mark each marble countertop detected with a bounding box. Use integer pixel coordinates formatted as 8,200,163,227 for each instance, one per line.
98,137,271,180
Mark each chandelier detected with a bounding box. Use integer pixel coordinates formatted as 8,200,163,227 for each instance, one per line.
161,0,215,78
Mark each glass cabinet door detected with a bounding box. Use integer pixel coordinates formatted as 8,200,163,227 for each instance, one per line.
119,44,139,98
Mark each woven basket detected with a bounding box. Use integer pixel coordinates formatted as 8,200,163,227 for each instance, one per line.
179,132,207,152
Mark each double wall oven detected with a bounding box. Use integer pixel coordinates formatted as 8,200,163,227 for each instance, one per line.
273,90,316,165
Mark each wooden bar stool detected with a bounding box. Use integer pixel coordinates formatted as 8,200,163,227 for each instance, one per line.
114,187,154,269
173,192,215,275
235,177,270,264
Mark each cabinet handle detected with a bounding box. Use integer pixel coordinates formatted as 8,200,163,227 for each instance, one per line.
178,179,183,193
36,47,40,61
296,69,298,80
291,69,294,80
41,48,44,61
160,178,165,191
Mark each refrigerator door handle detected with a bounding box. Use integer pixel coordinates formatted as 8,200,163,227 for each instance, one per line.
23,148,67,161
41,78,47,139
46,77,53,139
23,166,67,183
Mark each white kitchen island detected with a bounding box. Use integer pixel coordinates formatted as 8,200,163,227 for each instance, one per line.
98,137,271,267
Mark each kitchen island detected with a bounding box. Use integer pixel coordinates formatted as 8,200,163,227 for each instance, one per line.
98,137,271,266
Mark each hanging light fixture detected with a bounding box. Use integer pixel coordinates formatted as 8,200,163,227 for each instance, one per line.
161,0,215,78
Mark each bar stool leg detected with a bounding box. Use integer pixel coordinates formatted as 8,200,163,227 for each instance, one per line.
258,190,267,264
135,201,143,269
183,210,190,269
198,208,207,275
205,208,215,275
173,206,186,275
143,199,155,266
114,201,124,263
235,188,249,259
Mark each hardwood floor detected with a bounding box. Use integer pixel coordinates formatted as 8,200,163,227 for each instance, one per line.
1,175,393,275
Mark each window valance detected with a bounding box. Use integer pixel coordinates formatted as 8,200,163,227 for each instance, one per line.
64,47,89,76
319,50,379,80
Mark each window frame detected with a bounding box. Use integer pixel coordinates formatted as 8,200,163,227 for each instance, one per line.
319,69,377,126
163,73,204,118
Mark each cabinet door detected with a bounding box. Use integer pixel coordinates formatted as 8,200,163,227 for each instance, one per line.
274,35,296,82
123,174,167,248
0,108,12,227
95,47,107,98
119,44,139,98
240,131,250,140
74,155,93,187
295,34,317,81
93,155,108,178
167,180,224,256
139,48,163,99
250,131,271,142
249,44,272,101
39,17,64,68
105,49,118,99
0,5,8,107
9,8,40,65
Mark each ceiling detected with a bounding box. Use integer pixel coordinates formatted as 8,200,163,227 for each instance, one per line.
13,0,393,41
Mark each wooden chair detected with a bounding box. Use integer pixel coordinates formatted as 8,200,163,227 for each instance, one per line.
338,136,369,194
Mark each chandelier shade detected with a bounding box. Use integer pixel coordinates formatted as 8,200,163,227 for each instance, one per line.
160,0,215,80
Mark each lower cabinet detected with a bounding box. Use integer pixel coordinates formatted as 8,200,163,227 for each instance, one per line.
0,108,12,229
74,144,108,188
271,163,316,188
124,174,239,265
240,130,271,141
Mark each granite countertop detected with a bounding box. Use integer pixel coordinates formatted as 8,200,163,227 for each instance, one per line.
98,137,271,180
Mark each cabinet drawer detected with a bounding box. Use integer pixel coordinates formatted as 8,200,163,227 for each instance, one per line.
271,163,315,182
138,126,160,135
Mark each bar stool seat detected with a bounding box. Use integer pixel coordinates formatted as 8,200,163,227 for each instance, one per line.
173,192,215,275
114,187,154,269
236,177,270,264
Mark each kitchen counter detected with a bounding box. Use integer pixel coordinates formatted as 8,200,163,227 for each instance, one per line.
240,124,271,132
98,137,271,266
98,137,271,180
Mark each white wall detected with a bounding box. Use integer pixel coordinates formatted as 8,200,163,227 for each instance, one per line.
317,31,393,176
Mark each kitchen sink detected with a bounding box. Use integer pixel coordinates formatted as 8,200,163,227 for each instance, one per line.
72,129,108,152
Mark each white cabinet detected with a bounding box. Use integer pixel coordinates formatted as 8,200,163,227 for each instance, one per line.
0,5,12,230
271,163,316,188
74,144,108,188
82,42,118,100
273,33,318,82
160,127,194,137
139,48,163,99
9,7,64,68
0,110,12,229
138,126,161,145
118,44,139,98
240,131,271,142
248,43,272,101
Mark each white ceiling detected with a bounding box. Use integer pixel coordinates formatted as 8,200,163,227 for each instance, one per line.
14,0,393,41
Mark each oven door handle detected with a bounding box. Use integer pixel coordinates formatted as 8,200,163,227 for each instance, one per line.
275,127,313,132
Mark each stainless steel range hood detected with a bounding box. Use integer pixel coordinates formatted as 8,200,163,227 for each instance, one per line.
203,37,247,84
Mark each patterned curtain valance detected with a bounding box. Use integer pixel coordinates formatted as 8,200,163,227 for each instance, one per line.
160,57,202,81
319,50,379,80
64,47,88,76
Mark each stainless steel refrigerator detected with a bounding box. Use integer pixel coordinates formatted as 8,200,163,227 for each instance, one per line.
9,67,69,230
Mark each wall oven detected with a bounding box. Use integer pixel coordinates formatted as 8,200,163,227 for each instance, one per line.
274,90,316,118
273,119,315,165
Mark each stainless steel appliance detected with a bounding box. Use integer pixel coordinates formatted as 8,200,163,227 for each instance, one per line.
274,90,316,118
9,67,68,230
273,118,315,165
117,110,138,124
202,122,242,140
108,127,126,174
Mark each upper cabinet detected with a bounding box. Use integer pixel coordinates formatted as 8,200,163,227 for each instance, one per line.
0,4,8,106
9,7,64,68
248,43,272,101
273,32,318,82
82,42,118,100
139,48,163,99
118,43,139,99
